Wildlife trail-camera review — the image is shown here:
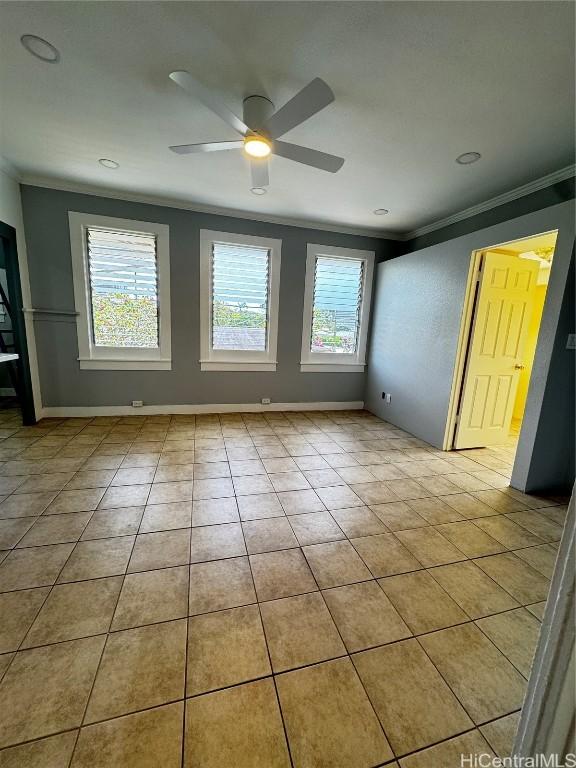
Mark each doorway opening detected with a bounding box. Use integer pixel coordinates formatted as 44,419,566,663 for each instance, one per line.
0,220,36,425
444,230,559,479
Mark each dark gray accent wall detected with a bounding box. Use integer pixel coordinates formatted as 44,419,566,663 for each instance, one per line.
364,199,575,492
20,185,395,408
0,239,12,391
512,248,575,493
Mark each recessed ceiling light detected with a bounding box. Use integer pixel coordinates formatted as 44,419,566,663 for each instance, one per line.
99,158,119,169
251,187,267,195
20,34,60,63
456,151,481,165
373,208,389,215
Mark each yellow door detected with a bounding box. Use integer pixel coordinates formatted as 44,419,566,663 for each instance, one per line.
454,251,539,448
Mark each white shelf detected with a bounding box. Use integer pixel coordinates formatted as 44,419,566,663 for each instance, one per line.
0,353,19,363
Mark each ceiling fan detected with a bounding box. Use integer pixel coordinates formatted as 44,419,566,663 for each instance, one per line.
168,71,345,189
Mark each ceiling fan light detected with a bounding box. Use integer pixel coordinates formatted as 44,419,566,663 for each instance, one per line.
244,136,272,158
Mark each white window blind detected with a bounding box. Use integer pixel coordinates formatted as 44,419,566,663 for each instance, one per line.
211,242,270,352
86,227,159,348
310,256,364,354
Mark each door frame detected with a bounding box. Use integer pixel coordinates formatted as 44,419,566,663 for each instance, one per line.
442,248,483,450
514,489,575,758
0,220,36,424
443,229,558,451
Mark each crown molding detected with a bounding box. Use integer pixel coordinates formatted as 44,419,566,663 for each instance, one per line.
14,164,575,245
18,174,403,241
404,164,576,241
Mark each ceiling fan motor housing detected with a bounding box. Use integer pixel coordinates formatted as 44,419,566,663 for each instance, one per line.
243,95,274,134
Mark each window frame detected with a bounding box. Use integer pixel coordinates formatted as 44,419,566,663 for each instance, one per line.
199,230,282,372
69,212,171,370
300,243,375,373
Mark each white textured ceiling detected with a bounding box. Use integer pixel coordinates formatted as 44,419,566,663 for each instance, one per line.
0,1,574,235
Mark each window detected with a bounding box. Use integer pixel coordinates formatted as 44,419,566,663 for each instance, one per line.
212,242,269,352
301,244,374,372
200,230,281,371
86,228,158,348
69,213,171,370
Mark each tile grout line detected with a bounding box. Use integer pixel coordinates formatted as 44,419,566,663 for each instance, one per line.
0,506,104,686
3,569,547,655
0,673,524,762
236,499,296,768
310,574,399,761
180,515,192,768
425,550,550,617
0,534,556,602
2,510,559,554
66,501,142,768
0,524,556,583
472,614,535,682
412,628,527,758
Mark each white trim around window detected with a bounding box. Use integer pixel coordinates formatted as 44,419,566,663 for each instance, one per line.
199,230,281,372
300,243,375,373
68,212,171,370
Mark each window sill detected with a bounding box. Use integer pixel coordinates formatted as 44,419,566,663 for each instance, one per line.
79,359,172,371
200,361,277,372
300,363,365,373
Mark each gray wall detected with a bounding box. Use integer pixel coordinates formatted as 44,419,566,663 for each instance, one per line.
364,198,575,492
20,185,395,408
364,238,469,446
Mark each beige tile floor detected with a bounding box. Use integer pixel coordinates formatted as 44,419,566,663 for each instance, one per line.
0,407,567,767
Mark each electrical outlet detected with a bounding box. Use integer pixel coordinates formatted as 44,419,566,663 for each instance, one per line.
385,393,391,403
132,400,144,408
261,397,271,405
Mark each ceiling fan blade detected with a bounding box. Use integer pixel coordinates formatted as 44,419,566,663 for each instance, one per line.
169,141,244,155
169,70,249,136
264,78,335,139
273,140,344,173
250,159,270,188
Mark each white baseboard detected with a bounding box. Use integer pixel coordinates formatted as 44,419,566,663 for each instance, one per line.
40,401,365,418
